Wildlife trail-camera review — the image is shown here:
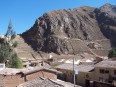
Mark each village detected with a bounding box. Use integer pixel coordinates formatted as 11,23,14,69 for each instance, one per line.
0,35,116,87
0,1,116,87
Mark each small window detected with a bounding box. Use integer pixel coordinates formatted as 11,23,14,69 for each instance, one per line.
100,69,104,73
114,70,116,75
105,70,109,74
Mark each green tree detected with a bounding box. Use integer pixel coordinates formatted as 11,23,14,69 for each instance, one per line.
8,53,23,68
0,44,11,63
0,20,23,68
5,20,16,42
108,48,116,58
0,39,22,68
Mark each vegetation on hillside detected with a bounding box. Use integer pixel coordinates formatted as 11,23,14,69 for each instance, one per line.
12,41,18,48
0,42,11,63
0,20,23,68
8,53,23,68
108,48,116,58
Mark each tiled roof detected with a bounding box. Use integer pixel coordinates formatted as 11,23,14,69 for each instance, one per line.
17,78,63,87
17,77,81,87
55,63,94,72
18,66,61,75
95,60,116,68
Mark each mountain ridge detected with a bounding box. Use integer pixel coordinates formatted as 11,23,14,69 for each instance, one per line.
22,3,116,56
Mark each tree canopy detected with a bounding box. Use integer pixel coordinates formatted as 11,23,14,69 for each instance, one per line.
5,20,16,42
0,20,22,68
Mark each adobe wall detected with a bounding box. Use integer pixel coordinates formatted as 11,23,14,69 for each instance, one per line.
2,70,57,87
3,75,24,87
25,70,57,81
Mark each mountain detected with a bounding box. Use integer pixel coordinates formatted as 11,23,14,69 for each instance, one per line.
22,4,116,56
99,3,116,17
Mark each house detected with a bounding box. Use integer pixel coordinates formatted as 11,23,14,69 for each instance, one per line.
17,77,82,87
94,60,116,85
85,60,116,87
18,66,61,81
55,63,94,86
0,68,24,87
0,66,61,87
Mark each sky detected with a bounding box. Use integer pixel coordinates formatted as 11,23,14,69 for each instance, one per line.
0,0,115,34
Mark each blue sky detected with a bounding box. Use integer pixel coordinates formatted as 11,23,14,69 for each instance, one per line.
0,0,115,34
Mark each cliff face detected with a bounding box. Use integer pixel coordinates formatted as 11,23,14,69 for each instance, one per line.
22,4,116,55
95,4,116,47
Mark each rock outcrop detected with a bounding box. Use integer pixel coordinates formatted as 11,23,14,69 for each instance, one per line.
22,3,116,56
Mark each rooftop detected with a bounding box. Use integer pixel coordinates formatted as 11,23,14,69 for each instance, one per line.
95,60,116,68
0,68,22,75
17,77,81,87
17,78,63,87
18,66,61,75
55,63,94,73
0,65,61,75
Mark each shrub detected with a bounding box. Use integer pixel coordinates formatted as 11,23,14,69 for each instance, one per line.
108,48,116,58
12,41,18,47
8,53,23,68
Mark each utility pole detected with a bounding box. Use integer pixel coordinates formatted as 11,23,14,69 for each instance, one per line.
69,40,76,87
73,57,75,87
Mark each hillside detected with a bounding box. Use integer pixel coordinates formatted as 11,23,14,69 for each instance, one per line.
22,3,116,56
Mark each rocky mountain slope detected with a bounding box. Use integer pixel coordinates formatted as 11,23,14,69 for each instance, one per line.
14,35,42,61
22,3,116,56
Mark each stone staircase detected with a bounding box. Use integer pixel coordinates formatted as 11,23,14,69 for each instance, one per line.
14,35,42,61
